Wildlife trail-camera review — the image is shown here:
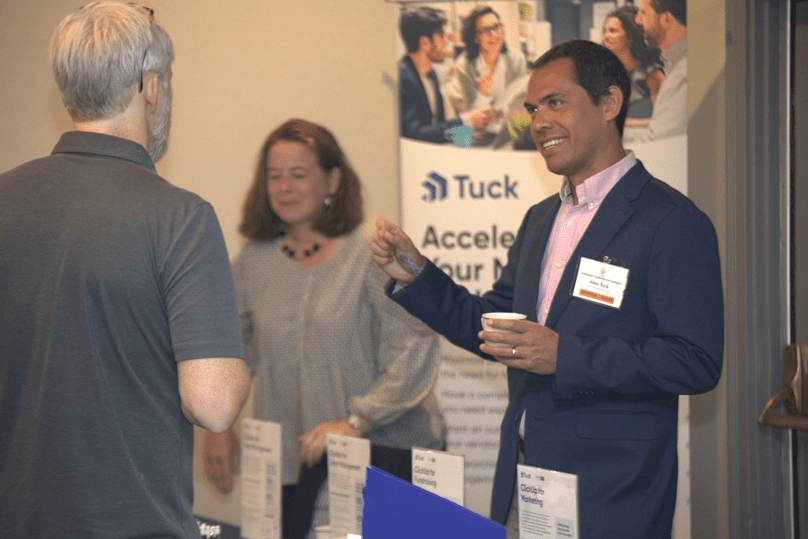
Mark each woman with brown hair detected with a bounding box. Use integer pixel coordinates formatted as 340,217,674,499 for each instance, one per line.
602,4,665,121
446,5,526,118
202,119,445,539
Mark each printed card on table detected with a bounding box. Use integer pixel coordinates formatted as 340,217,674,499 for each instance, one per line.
517,463,578,539
240,419,282,539
411,447,465,506
326,433,371,537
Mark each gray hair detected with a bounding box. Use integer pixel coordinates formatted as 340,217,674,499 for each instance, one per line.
49,1,174,121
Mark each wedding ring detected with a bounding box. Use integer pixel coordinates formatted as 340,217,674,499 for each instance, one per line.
512,347,516,358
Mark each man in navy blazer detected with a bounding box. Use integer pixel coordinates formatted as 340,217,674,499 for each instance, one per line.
372,40,723,539
398,6,496,143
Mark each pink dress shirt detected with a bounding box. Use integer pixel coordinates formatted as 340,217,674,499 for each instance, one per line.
536,152,637,324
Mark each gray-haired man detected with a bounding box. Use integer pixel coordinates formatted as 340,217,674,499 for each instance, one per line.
0,3,250,537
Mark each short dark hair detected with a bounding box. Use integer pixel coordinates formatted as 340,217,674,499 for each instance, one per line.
531,40,631,136
399,6,446,54
651,0,686,25
239,119,363,242
461,6,508,62
606,5,661,67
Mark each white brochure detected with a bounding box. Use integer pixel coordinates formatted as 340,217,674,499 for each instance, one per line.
240,419,282,539
516,463,578,539
411,447,465,506
326,433,371,538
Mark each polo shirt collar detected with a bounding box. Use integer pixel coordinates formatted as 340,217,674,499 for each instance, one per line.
52,131,156,173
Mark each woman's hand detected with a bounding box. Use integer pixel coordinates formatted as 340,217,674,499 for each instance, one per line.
477,71,495,97
298,420,363,467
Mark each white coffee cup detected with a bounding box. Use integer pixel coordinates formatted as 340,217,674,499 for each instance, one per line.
481,312,527,346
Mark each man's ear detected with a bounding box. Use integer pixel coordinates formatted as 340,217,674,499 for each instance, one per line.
659,11,675,29
418,34,431,52
601,85,624,123
142,72,160,113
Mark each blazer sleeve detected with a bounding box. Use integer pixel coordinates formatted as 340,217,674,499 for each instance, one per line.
387,207,535,358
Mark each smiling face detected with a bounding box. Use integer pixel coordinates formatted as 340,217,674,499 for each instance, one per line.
524,58,620,187
266,140,339,231
474,12,504,56
602,17,628,56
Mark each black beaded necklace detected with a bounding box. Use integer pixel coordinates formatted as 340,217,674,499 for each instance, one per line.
281,242,321,259
279,229,322,259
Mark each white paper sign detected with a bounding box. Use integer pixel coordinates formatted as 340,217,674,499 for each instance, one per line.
412,447,465,505
326,433,371,537
516,464,578,539
240,419,282,539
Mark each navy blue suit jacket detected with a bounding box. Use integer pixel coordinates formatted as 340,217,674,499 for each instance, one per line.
389,161,724,538
398,55,461,143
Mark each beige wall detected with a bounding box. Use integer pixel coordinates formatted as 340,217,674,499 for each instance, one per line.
0,0,402,257
0,0,729,533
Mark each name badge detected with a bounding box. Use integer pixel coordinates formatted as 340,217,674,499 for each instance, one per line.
571,256,629,309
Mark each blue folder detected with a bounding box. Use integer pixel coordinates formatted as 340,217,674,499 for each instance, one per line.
362,466,506,539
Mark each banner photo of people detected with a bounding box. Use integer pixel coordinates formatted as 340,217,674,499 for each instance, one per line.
394,0,690,534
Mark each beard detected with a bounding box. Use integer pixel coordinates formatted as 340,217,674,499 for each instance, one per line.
147,82,172,163
642,24,663,49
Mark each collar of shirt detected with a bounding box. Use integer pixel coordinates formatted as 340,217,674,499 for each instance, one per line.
473,53,505,97
473,52,503,77
661,36,687,72
53,130,156,172
536,151,636,325
558,150,637,209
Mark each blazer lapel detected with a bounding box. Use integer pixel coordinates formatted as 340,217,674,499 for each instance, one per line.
404,56,432,124
526,198,561,321
544,163,651,328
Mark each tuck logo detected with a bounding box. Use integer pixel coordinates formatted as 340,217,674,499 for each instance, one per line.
422,172,448,202
421,171,519,202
